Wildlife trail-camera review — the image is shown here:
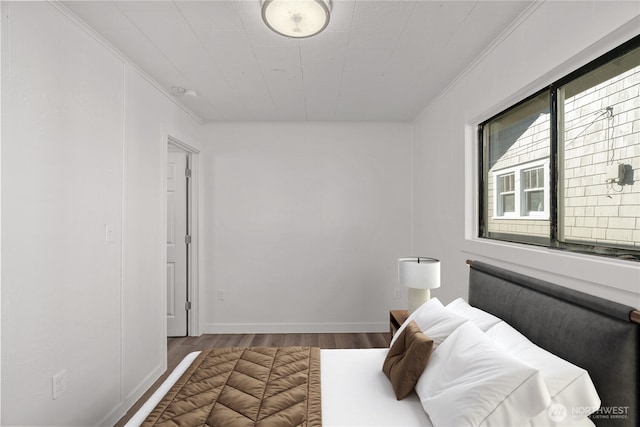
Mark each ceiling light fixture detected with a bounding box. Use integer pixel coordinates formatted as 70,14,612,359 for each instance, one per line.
261,0,330,38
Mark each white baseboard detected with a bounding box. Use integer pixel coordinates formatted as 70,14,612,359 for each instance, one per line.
97,362,165,427
98,402,127,427
98,400,129,427
125,362,166,407
202,322,388,334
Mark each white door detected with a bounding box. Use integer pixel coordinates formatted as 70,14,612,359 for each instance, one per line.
167,151,189,337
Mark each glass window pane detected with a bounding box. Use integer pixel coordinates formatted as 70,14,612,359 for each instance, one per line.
503,194,515,213
524,167,544,190
500,173,514,193
537,168,544,186
526,191,544,212
482,92,551,244
559,46,640,251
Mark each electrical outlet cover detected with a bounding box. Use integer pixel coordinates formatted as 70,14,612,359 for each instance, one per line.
52,370,67,400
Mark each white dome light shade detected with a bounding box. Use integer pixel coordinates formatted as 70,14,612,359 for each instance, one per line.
262,0,330,38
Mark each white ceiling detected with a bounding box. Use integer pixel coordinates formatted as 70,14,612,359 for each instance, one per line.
63,0,531,122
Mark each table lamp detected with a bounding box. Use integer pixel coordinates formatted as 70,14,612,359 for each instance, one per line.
398,257,441,314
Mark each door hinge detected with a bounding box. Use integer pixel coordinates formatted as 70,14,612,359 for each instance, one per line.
185,168,192,178
185,301,192,311
185,235,192,245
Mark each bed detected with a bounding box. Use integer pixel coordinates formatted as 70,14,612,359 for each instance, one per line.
125,260,639,427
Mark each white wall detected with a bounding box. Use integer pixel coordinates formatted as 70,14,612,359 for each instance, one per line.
412,2,640,307
120,66,204,414
202,122,412,333
1,2,203,425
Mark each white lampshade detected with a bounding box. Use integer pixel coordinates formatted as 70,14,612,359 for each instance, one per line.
262,0,330,38
398,257,441,313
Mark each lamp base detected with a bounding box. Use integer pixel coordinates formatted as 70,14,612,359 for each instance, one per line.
408,288,431,314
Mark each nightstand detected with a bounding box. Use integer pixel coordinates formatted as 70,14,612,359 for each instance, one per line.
389,309,409,341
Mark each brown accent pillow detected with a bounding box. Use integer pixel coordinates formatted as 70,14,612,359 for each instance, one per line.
382,320,434,400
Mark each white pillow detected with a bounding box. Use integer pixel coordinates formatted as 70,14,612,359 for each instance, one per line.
446,298,502,331
416,322,551,427
390,298,468,349
486,322,601,425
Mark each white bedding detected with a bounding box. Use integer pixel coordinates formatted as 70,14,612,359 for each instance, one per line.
321,349,431,427
125,347,599,427
124,348,431,427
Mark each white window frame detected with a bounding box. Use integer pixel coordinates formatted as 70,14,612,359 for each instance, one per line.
492,159,550,220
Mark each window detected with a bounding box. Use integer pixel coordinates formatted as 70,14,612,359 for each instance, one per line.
492,160,549,219
523,166,545,214
479,35,640,260
497,172,515,216
481,91,551,245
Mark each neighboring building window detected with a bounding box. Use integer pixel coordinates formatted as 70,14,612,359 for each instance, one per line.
479,36,640,260
493,160,549,219
497,172,515,216
523,165,546,215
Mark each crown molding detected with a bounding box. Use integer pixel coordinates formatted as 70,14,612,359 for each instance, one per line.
48,1,204,125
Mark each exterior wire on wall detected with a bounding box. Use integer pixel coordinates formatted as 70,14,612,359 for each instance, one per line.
564,107,613,149
563,106,623,197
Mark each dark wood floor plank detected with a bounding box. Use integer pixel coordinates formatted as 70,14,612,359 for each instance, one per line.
114,332,389,426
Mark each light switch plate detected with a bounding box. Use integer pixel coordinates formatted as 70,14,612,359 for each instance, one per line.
105,224,115,243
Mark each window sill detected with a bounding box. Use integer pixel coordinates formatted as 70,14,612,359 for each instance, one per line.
491,215,549,221
462,237,640,302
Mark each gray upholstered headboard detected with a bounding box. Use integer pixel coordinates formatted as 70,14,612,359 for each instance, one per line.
467,260,639,427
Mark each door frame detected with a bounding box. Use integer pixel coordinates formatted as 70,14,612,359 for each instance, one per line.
166,136,200,336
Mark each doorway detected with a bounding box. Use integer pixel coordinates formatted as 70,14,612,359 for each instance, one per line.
166,138,199,337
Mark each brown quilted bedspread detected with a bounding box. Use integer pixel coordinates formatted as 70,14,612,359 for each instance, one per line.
142,346,322,427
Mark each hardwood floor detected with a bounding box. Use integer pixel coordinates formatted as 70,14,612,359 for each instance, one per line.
114,332,389,426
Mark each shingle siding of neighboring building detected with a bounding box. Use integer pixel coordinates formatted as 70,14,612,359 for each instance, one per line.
563,66,639,249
